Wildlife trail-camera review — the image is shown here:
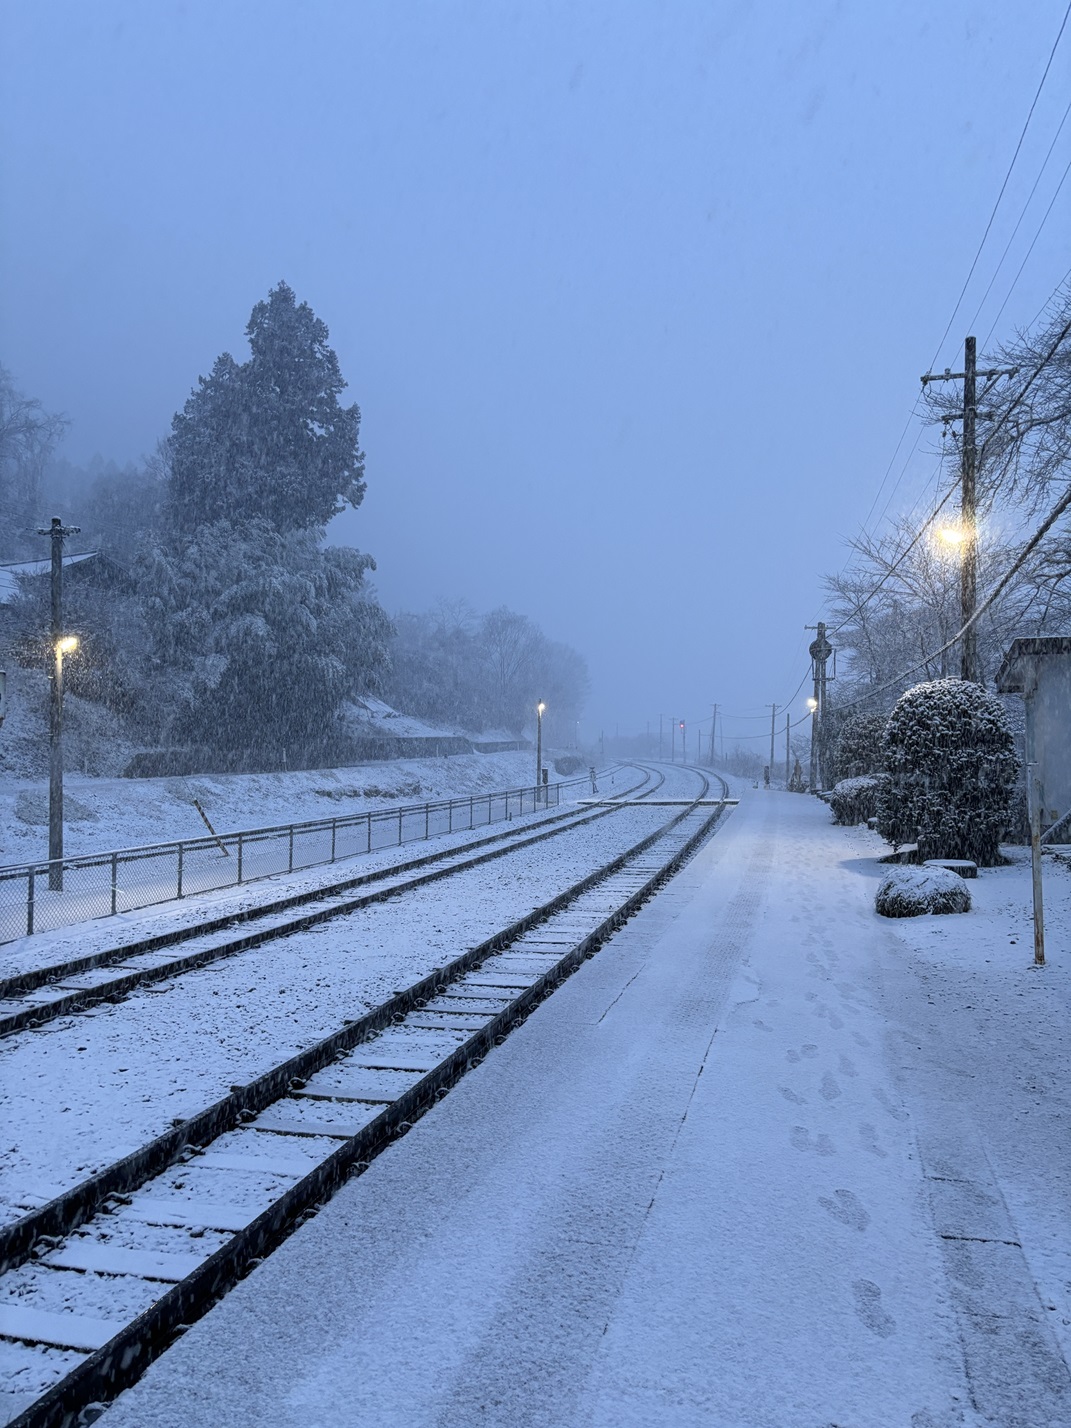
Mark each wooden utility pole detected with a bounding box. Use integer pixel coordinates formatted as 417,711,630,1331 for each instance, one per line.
921,337,1016,683
710,704,718,767
37,517,80,890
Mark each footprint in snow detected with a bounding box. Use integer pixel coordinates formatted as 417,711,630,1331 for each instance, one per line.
859,1123,887,1158
790,1126,835,1156
780,1086,807,1105
820,1188,870,1231
753,1019,774,1033
852,1279,896,1337
838,1054,858,1078
820,1073,842,1101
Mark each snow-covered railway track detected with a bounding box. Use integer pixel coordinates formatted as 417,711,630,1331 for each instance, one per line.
0,769,728,1428
0,767,658,1041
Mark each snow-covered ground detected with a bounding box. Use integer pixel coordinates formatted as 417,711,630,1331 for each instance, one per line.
0,784,695,1227
98,787,1070,1428
0,750,565,867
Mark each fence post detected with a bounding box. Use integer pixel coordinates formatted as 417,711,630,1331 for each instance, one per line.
288,825,294,874
177,842,184,899
448,801,453,833
425,803,429,839
27,866,35,937
367,815,372,854
110,852,118,916
398,808,403,846
487,793,492,825
469,796,474,830
237,833,243,884
331,819,337,863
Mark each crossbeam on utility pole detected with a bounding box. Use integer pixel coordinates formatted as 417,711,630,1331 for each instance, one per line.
922,338,1017,683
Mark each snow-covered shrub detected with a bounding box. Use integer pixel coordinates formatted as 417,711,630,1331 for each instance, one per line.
553,755,584,776
876,678,1018,867
875,865,971,917
828,774,885,826
832,712,887,781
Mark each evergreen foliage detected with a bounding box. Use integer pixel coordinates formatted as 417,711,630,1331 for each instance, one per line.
832,712,887,781
167,282,365,532
876,678,1018,865
142,520,392,758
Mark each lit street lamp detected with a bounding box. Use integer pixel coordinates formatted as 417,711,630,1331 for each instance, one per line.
37,517,81,891
536,700,546,802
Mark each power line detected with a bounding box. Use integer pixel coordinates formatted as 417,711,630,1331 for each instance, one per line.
929,0,1071,367
833,473,1071,713
981,151,1071,349
968,94,1071,336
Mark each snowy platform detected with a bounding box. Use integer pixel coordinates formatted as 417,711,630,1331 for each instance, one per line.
101,791,1071,1428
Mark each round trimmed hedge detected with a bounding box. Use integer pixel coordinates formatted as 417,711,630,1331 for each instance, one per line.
875,678,1018,867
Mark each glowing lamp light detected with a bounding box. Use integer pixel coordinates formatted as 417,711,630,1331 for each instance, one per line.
537,701,546,716
937,526,966,545
806,697,818,711
57,636,79,654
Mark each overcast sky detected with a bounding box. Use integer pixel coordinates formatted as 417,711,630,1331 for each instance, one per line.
2,1,1069,750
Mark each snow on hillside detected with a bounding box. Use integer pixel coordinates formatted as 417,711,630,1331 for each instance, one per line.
0,750,567,867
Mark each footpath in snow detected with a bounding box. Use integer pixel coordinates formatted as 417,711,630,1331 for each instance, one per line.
102,788,1071,1428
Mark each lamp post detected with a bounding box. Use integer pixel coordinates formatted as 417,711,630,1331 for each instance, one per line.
536,700,545,802
37,517,80,891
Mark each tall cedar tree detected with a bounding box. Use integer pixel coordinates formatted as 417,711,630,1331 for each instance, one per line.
168,282,365,532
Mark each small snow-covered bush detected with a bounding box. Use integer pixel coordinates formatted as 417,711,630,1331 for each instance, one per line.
553,755,584,776
833,712,887,782
876,678,1018,867
828,774,886,826
875,866,971,917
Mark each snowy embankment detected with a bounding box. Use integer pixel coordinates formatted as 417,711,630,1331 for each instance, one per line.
0,751,557,867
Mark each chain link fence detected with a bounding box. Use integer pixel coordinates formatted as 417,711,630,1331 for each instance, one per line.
0,775,592,944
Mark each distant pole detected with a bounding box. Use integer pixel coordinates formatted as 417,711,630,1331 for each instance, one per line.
768,704,777,785
710,704,718,766
37,516,80,891
659,713,664,760
671,717,676,763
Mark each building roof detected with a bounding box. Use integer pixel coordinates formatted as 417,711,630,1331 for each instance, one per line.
995,636,1071,693
0,552,103,605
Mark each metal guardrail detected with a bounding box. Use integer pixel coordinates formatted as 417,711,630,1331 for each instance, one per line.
0,775,595,944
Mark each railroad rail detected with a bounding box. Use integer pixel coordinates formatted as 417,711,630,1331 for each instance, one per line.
0,766,733,1428
0,765,655,1040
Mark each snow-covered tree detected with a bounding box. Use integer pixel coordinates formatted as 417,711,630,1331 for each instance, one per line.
832,712,887,781
876,678,1018,865
0,366,68,556
167,282,365,533
142,520,391,758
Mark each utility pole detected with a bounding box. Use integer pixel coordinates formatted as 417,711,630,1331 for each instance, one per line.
37,517,80,890
659,713,664,761
784,711,790,787
710,704,718,767
670,718,676,763
806,622,833,793
768,704,777,786
921,337,1016,683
